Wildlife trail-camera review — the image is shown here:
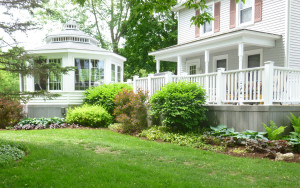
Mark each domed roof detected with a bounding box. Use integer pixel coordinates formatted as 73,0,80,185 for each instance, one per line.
32,21,108,52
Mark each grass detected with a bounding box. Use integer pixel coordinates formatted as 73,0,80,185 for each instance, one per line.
0,129,299,187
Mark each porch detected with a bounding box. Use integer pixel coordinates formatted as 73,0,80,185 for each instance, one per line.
127,62,300,105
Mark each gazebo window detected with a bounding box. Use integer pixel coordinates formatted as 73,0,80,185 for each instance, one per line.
75,58,105,90
111,64,116,82
34,58,48,91
117,66,121,82
49,59,62,90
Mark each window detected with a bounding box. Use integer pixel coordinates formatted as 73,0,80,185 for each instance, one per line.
216,59,227,70
111,64,116,82
247,54,261,68
75,59,90,90
49,59,62,90
240,0,253,24
91,60,104,87
189,65,197,75
117,66,121,82
203,5,213,33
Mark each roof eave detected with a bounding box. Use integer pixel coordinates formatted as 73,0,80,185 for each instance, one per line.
171,3,185,12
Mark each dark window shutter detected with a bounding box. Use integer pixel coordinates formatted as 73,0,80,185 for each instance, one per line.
214,2,221,32
230,0,236,28
254,0,262,22
195,9,200,38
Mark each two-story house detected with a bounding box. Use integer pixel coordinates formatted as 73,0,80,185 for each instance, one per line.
150,0,299,75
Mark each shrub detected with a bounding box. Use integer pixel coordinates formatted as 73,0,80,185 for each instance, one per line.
84,83,132,115
288,113,300,133
113,89,148,134
263,121,286,140
66,105,112,127
150,81,207,132
0,97,23,129
0,139,29,167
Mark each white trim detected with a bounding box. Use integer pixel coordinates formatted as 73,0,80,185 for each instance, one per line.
244,49,263,68
213,54,228,72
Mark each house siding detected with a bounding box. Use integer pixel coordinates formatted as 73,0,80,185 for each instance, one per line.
288,0,300,69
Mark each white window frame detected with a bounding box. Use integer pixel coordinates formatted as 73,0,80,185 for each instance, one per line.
201,2,214,36
186,59,201,75
236,0,255,27
213,54,229,72
48,58,63,91
243,49,263,69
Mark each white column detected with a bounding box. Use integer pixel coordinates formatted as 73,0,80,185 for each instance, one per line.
205,50,210,74
148,74,154,96
216,68,226,105
133,75,139,93
177,56,182,75
156,60,160,73
263,61,274,105
238,43,244,104
165,71,173,84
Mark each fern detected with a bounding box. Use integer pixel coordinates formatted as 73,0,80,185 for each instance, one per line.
288,113,300,134
263,121,286,140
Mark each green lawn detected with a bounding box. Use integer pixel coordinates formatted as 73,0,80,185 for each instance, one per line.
0,129,299,187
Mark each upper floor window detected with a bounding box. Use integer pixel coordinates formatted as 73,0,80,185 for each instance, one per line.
239,0,253,24
203,5,213,33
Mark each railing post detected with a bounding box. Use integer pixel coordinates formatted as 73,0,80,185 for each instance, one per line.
133,75,139,93
263,61,274,105
216,68,226,105
165,71,173,84
148,74,154,96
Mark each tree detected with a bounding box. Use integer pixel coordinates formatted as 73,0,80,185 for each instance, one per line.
0,0,75,102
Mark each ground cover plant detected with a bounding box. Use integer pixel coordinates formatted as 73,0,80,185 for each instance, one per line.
66,105,112,127
151,82,207,132
0,139,28,167
0,129,299,187
84,83,132,115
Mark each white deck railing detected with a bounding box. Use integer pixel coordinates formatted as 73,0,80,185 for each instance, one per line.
127,61,300,105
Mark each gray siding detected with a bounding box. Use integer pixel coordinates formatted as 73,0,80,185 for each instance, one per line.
288,0,300,69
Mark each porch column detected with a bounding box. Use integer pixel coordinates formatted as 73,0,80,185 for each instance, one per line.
156,60,160,73
205,50,210,99
238,43,244,104
177,56,182,75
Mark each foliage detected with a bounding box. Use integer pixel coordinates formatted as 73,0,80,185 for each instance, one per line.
0,68,19,94
108,123,123,133
15,117,67,130
285,132,300,153
0,139,29,167
0,97,24,129
288,113,300,134
113,89,148,134
84,83,132,115
263,121,286,140
151,82,207,132
139,126,226,152
66,105,113,127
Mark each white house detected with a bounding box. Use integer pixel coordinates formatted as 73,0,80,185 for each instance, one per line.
23,21,126,117
132,0,300,131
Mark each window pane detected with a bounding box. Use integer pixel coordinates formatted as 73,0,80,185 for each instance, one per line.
49,59,62,90
117,66,121,82
189,65,196,75
91,59,105,87
34,59,47,91
217,59,227,70
75,59,90,90
248,54,260,68
111,64,115,82
203,6,213,33
241,8,252,23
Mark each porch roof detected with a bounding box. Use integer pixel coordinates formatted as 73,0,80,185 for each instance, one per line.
149,29,281,62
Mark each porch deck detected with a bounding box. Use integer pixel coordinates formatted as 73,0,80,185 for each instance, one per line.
127,62,300,105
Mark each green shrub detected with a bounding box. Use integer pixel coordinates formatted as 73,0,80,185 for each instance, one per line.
288,113,300,134
66,105,112,127
113,89,148,134
0,97,23,129
0,139,29,167
84,83,132,115
150,81,207,132
263,121,286,140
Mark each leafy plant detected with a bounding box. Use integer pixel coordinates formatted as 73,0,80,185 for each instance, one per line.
285,132,300,153
84,83,132,115
209,125,238,137
288,113,300,134
66,105,112,127
113,89,148,134
0,139,29,167
263,121,286,140
18,117,65,127
0,97,24,129
150,82,208,132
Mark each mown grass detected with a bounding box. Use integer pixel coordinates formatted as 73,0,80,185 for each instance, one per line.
0,129,299,187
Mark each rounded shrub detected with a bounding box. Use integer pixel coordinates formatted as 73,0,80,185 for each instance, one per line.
83,83,132,115
66,105,113,127
0,97,23,129
150,81,207,132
